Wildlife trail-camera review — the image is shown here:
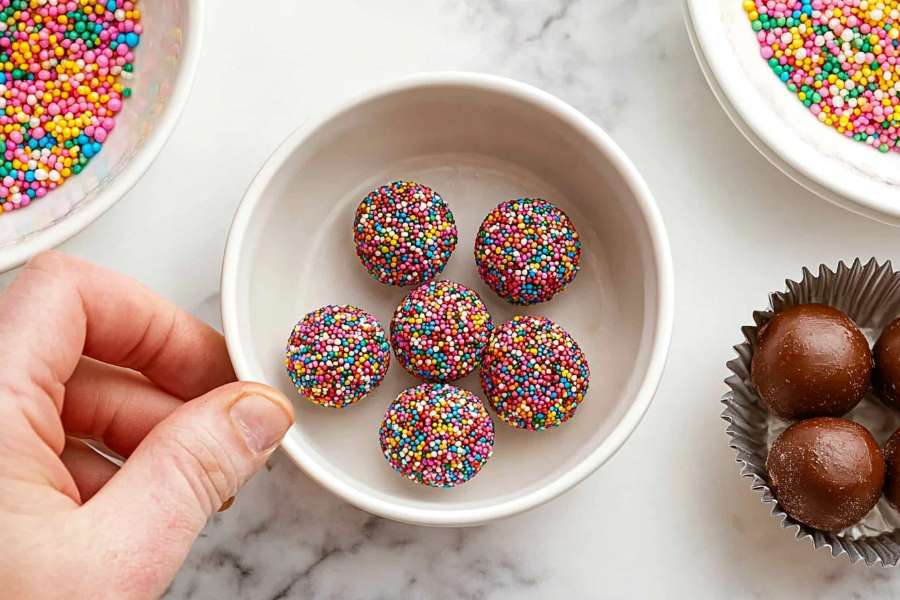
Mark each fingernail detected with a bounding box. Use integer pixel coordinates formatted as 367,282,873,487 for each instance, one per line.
230,393,293,454
218,496,235,512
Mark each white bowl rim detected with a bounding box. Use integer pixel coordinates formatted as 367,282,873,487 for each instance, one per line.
684,0,900,226
0,0,207,273
221,71,675,527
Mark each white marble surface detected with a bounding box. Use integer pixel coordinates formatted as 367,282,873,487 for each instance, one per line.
8,0,900,597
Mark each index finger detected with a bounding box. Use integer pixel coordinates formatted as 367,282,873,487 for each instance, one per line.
0,251,235,401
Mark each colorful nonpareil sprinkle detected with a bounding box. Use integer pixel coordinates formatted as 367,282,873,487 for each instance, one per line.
390,280,493,383
0,0,141,214
285,305,390,408
480,316,590,431
474,198,581,305
379,383,495,487
744,0,900,153
353,180,458,287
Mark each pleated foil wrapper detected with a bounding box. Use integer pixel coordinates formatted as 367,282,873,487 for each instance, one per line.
724,258,900,567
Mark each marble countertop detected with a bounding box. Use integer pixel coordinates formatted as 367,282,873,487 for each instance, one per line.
9,0,900,597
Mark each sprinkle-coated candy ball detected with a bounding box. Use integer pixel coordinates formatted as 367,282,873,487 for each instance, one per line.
353,180,458,287
285,305,390,408
0,0,142,215
390,280,493,382
474,198,581,305
480,315,590,431
379,383,495,487
744,0,900,154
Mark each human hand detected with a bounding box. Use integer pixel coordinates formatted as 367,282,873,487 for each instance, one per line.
0,252,294,599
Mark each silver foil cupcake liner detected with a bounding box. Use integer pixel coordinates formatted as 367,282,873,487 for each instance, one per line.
723,258,900,567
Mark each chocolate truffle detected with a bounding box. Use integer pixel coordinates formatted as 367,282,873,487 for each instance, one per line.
885,428,900,510
874,318,900,408
750,303,872,420
480,316,590,430
390,280,493,382
285,305,391,408
353,181,458,287
474,198,581,305
379,384,495,488
766,417,884,532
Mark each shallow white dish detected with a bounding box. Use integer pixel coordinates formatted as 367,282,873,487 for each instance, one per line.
221,72,674,527
685,0,900,226
0,0,205,272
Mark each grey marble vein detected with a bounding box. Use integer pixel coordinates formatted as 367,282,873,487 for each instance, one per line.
165,453,546,600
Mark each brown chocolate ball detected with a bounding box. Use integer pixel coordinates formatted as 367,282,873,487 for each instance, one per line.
883,428,900,509
766,417,884,532
874,318,900,409
751,304,872,420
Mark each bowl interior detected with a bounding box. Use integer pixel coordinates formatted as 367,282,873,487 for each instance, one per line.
226,79,666,522
0,0,194,257
687,0,900,222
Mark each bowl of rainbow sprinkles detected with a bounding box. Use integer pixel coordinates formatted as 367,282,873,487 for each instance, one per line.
0,0,205,271
685,0,900,226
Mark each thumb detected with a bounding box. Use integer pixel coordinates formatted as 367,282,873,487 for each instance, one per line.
81,382,293,594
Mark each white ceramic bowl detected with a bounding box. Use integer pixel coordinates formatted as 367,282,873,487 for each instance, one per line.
221,72,674,526
0,0,205,272
685,0,900,226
